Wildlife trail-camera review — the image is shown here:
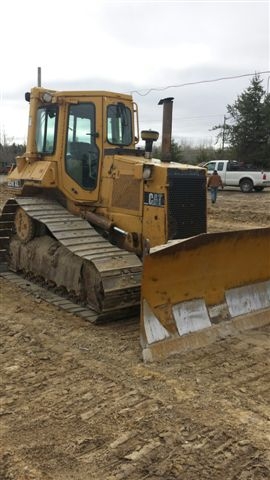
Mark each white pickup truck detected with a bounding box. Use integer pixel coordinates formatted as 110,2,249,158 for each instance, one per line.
203,160,270,193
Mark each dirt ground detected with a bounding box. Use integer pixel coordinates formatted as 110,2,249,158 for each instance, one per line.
0,183,270,480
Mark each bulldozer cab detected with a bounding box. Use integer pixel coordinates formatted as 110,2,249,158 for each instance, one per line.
8,88,137,204
63,99,135,197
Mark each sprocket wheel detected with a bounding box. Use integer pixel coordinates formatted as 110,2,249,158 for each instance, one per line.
15,207,35,243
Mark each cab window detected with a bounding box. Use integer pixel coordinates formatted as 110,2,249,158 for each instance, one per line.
65,103,99,190
107,103,132,145
36,105,58,154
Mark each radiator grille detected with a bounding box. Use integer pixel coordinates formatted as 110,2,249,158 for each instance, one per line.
167,169,206,239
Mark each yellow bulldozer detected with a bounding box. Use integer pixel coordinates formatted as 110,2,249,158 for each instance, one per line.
0,87,269,361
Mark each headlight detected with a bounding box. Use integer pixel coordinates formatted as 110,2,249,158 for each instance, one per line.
143,166,153,180
42,92,53,103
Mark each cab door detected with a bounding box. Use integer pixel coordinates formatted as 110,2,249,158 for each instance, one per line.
60,97,102,202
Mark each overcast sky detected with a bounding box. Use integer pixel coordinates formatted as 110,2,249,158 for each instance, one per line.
1,0,269,148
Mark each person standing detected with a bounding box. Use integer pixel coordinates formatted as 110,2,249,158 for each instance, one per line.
207,170,224,204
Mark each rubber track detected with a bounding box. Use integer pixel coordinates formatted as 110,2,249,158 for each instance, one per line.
0,197,142,320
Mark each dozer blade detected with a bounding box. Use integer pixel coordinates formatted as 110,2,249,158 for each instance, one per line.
140,228,270,362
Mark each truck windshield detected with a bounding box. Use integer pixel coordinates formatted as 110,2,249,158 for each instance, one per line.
107,103,132,146
205,162,216,173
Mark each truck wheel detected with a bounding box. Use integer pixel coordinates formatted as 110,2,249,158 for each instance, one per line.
254,186,264,192
240,179,253,193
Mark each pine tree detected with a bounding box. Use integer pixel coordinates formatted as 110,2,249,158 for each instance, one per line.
213,75,270,167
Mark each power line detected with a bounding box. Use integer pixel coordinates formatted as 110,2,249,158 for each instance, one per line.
129,70,270,96
173,113,226,120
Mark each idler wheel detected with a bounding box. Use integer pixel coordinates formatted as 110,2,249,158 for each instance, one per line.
15,207,35,243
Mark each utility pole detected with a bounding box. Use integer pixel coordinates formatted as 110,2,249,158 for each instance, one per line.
222,115,227,152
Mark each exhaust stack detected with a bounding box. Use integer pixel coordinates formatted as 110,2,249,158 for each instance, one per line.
158,97,174,162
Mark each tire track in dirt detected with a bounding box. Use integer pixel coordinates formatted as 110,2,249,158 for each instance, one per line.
1,278,270,479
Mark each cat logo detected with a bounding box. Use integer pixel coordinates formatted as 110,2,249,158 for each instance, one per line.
144,192,164,207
